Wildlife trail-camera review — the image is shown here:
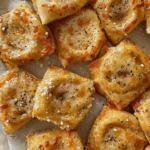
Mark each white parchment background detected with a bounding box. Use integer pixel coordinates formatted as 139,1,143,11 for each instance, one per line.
0,0,150,150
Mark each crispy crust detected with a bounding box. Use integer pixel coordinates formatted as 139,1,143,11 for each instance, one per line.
144,0,150,34
52,7,107,68
32,65,95,130
32,0,88,24
0,67,40,134
145,145,150,150
86,105,147,150
90,0,144,45
132,90,150,143
27,129,83,150
0,2,55,69
88,39,150,110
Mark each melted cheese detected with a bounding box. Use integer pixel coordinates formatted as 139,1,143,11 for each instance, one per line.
32,65,95,130
86,105,147,150
0,2,55,69
27,129,83,150
0,67,40,134
52,7,107,68
88,39,150,110
90,0,144,45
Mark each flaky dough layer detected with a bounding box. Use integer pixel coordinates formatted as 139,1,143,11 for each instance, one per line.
86,105,147,150
52,7,106,68
132,90,150,143
144,0,150,33
27,129,83,150
0,67,40,134
90,0,144,45
32,0,88,24
88,39,150,110
32,65,95,130
0,2,55,69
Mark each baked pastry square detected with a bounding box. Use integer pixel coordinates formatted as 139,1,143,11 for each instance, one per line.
90,0,144,45
144,0,150,33
132,90,150,143
32,65,95,130
32,0,88,24
86,104,147,150
27,129,83,150
0,67,40,134
88,39,150,110
0,1,55,69
52,7,107,68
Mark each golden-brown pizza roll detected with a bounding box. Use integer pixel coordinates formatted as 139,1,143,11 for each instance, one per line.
88,39,150,110
145,145,150,150
86,105,147,150
144,0,150,34
90,0,144,45
32,65,95,130
52,7,107,68
0,67,40,134
27,129,83,150
32,0,88,24
0,2,55,69
132,90,150,143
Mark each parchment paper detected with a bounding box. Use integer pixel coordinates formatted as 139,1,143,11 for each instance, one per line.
0,0,150,150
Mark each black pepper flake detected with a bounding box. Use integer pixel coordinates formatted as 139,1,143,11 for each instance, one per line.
117,81,120,85
106,75,111,80
121,65,125,68
85,31,88,34
131,73,134,77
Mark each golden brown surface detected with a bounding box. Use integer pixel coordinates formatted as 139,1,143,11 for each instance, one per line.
86,105,147,150
0,67,40,134
32,0,88,24
145,145,150,150
0,1,55,69
52,7,106,68
144,0,150,33
32,65,95,130
90,0,144,45
132,90,150,143
27,129,83,150
88,39,150,110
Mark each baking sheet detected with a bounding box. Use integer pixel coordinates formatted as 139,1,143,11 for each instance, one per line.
0,0,150,150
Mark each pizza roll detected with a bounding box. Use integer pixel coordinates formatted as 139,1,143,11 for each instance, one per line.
132,90,150,143
145,145,150,150
32,65,95,130
27,129,83,150
52,7,107,68
88,39,150,110
86,105,147,150
32,0,88,25
144,0,150,34
0,2,55,69
90,0,144,45
0,67,40,134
